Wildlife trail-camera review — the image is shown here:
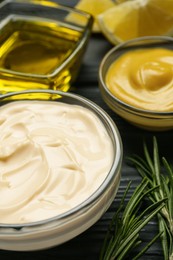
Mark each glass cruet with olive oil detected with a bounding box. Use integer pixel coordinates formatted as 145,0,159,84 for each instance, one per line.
0,0,93,94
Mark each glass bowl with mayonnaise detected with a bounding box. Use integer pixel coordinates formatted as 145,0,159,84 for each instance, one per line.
0,89,122,251
99,36,173,131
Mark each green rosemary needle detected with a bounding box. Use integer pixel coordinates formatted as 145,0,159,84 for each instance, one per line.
128,136,173,260
99,178,165,260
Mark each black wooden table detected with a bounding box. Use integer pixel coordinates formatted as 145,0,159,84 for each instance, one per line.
1,1,172,259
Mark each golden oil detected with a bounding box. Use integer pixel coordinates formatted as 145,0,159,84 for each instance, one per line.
0,15,83,94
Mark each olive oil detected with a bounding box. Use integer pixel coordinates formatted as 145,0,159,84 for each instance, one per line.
0,15,83,93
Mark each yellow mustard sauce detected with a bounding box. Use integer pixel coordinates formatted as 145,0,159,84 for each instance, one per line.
106,48,173,112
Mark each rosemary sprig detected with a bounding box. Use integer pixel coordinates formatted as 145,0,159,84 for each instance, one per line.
99,178,165,260
128,136,173,260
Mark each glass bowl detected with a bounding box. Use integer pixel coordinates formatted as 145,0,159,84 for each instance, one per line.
99,36,173,131
0,89,122,251
0,0,93,94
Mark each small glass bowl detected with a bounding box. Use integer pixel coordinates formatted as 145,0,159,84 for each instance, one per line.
99,36,173,131
0,89,122,251
0,0,93,94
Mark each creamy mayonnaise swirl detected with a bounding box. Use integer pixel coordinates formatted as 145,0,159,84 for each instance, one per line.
0,101,113,224
106,48,173,112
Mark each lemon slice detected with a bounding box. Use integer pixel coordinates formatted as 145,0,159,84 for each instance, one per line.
68,0,115,33
97,0,173,44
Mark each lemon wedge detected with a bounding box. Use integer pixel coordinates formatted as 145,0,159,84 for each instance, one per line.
68,0,115,33
97,0,173,44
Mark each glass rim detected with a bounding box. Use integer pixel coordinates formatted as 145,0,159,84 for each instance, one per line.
0,89,122,229
99,35,173,117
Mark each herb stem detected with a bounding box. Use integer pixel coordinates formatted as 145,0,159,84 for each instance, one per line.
100,178,165,260
128,136,173,259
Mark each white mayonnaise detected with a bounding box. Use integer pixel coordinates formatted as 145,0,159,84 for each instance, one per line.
0,101,113,224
